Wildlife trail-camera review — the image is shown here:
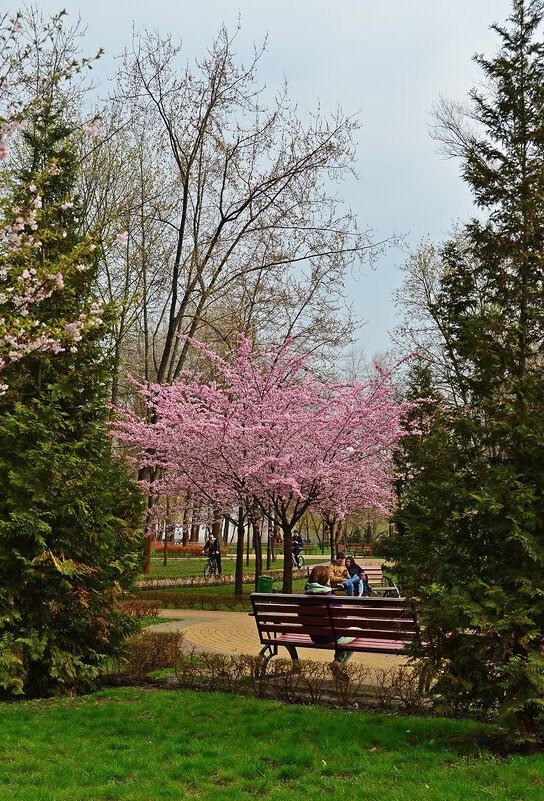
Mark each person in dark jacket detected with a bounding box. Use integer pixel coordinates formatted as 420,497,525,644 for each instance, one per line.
292,530,304,567
338,555,371,596
202,533,222,574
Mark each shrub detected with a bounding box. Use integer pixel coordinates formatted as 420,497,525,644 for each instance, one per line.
328,663,371,706
151,544,227,556
122,599,161,619
135,591,251,612
122,631,184,682
371,666,425,711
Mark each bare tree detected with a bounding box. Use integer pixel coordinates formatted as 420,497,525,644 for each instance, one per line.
103,24,387,385
392,233,490,407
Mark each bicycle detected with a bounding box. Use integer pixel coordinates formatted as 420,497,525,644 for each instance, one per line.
204,557,219,579
292,552,305,569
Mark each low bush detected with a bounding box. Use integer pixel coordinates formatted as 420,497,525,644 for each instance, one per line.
122,599,161,619
111,639,427,714
111,631,185,682
151,544,227,556
328,662,372,706
135,591,251,611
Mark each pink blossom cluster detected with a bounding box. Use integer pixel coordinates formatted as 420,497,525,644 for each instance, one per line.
82,123,103,137
112,336,415,531
0,117,24,161
0,21,108,393
0,117,103,391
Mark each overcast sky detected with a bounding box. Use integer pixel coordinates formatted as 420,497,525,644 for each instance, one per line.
30,0,515,355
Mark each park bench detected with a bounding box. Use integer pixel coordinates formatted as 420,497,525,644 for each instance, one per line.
250,593,418,667
353,564,400,596
332,564,400,596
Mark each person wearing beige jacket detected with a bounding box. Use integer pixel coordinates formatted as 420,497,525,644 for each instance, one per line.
328,552,348,587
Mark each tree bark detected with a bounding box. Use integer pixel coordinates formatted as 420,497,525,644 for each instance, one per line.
281,519,294,594
252,514,263,590
181,493,192,547
234,506,245,596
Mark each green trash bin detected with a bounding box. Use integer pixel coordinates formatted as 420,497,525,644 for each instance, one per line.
257,575,274,593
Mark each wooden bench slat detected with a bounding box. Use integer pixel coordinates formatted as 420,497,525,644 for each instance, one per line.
252,595,404,609
259,625,414,640
257,613,414,628
332,627,414,640
275,633,407,654
258,614,331,627
329,607,411,619
259,623,336,636
331,619,416,633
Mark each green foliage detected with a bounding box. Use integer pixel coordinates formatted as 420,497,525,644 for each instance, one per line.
386,0,544,749
0,22,142,698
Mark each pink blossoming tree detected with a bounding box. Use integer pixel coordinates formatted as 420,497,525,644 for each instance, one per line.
113,335,414,591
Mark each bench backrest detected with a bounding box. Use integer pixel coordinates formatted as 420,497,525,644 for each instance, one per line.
360,565,390,587
251,593,417,645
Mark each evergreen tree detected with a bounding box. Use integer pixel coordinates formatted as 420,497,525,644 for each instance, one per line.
386,0,544,748
0,26,142,698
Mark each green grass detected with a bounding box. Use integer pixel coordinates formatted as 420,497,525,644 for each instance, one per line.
0,688,542,800
139,616,184,627
142,555,325,580
140,577,309,598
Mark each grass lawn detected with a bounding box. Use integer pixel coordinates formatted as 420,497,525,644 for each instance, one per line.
1,688,542,800
142,555,325,580
140,577,309,597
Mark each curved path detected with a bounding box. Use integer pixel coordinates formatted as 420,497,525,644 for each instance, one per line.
149,608,407,671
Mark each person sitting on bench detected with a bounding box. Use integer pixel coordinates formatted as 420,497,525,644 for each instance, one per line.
341,555,371,596
304,565,355,663
328,552,349,590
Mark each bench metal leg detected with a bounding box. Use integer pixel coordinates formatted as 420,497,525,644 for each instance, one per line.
283,644,299,661
258,642,299,672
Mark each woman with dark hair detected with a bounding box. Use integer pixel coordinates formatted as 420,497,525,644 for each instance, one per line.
339,555,371,597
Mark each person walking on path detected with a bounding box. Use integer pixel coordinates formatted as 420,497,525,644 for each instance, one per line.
202,532,222,574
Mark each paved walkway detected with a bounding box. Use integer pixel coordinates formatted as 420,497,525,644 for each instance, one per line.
149,608,407,671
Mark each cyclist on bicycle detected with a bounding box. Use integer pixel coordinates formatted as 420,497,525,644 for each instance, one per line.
292,530,304,568
202,532,222,574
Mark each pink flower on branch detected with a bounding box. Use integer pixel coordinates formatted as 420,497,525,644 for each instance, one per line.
82,123,103,137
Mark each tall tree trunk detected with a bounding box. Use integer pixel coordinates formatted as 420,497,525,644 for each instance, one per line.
246,520,251,567
212,512,222,544
190,500,203,543
252,514,263,590
330,520,336,563
163,498,172,566
143,493,154,574
266,516,272,571
271,511,280,562
335,519,344,547
234,506,245,596
281,519,294,593
181,493,192,546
